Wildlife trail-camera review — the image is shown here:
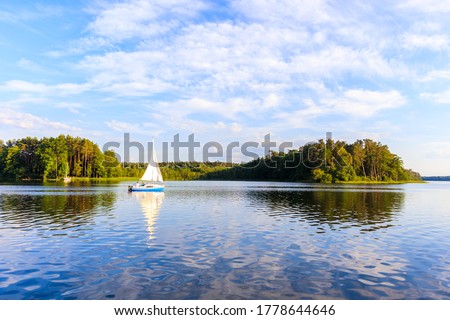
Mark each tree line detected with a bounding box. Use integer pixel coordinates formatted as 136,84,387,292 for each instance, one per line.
0,135,231,181
159,162,232,181
0,135,135,180
0,135,421,182
202,138,421,183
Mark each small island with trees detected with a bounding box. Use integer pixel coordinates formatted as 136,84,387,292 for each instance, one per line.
0,134,421,183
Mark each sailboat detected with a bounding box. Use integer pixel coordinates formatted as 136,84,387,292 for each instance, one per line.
128,141,164,192
63,163,71,183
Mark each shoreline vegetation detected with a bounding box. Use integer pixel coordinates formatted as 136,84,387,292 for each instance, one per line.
1,134,422,184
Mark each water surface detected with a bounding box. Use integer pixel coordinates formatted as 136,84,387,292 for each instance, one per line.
0,181,449,299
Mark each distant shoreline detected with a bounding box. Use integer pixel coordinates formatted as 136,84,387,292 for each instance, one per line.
0,177,427,184
422,176,450,181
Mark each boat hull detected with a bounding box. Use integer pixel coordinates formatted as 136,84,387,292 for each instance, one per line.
129,185,164,192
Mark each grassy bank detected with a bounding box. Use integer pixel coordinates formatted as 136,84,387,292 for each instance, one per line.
334,180,427,184
67,177,138,182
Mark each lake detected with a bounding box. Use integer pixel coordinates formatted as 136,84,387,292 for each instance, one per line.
0,181,449,299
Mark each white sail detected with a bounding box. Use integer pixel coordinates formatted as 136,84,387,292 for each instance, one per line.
140,142,163,183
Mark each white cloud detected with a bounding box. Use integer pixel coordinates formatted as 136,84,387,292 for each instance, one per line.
1,80,48,93
87,0,207,42
329,89,407,117
79,22,298,96
214,121,242,133
100,80,174,97
105,120,136,132
156,97,260,122
0,80,90,96
231,0,333,24
105,120,164,138
402,33,449,51
275,104,325,129
47,36,114,58
75,16,403,105
399,0,450,13
1,96,48,107
0,108,80,131
419,68,450,82
409,21,442,33
56,102,84,114
275,89,406,128
78,50,176,96
263,93,281,108
421,89,450,104
17,58,43,72
290,46,400,78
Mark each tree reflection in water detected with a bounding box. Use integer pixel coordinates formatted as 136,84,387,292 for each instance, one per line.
0,192,116,231
246,188,404,232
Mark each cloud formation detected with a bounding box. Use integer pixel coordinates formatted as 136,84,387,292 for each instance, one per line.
0,108,80,131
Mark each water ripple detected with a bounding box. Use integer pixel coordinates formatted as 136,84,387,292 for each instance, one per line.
0,181,450,299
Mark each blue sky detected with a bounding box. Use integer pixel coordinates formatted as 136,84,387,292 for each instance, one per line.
1,0,450,175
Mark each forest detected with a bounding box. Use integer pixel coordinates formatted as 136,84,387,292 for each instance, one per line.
0,135,126,180
0,135,421,183
0,135,230,181
201,138,422,183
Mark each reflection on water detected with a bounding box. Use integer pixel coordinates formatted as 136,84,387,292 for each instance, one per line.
132,192,164,240
1,191,116,231
0,181,449,300
247,189,404,232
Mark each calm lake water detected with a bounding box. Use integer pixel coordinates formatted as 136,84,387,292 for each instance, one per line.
0,181,449,300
